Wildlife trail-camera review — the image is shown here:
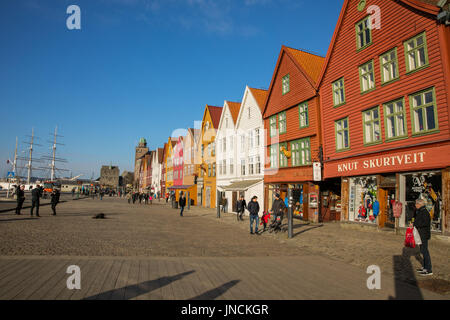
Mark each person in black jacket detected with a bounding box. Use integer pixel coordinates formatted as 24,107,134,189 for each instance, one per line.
15,185,25,215
50,188,60,216
412,198,432,276
270,193,286,222
248,196,260,235
236,195,247,221
179,192,186,217
30,185,42,217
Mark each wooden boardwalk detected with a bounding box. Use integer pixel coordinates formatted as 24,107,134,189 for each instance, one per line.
0,255,445,300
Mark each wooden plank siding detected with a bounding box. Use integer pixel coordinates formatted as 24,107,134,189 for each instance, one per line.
319,0,450,173
263,47,324,184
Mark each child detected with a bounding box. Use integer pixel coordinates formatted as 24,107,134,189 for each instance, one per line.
260,211,271,232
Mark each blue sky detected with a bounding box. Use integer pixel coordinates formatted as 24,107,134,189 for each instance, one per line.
0,0,343,179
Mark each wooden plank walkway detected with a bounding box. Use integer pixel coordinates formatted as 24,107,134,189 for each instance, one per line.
0,255,446,300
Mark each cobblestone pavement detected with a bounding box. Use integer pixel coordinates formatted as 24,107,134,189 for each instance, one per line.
0,197,448,299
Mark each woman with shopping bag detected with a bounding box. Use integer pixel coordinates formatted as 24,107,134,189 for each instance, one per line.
410,199,432,276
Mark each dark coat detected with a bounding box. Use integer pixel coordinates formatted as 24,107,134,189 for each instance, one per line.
31,188,42,201
236,199,247,212
414,205,431,241
51,191,60,204
179,196,186,207
271,198,286,216
247,201,260,216
16,188,25,202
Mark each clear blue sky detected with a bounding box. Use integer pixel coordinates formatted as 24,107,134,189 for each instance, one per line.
1,0,343,179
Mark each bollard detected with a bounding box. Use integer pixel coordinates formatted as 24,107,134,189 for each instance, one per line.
288,187,293,239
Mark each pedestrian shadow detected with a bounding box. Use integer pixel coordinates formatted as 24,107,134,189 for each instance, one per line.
188,280,240,300
0,217,39,222
388,247,424,300
83,270,195,300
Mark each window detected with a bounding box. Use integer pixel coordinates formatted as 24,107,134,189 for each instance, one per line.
335,118,350,151
363,107,381,144
223,159,227,175
207,144,210,156
248,130,253,149
249,157,254,175
356,16,372,50
279,143,288,168
241,159,246,176
298,102,309,128
291,138,311,166
359,60,375,93
223,137,226,153
201,144,204,158
256,156,261,174
380,48,399,84
230,159,234,175
404,32,429,73
282,74,290,95
410,88,438,135
219,162,222,175
270,145,278,168
279,112,287,134
229,136,233,150
212,163,216,177
241,135,245,150
255,129,260,146
332,78,345,106
208,164,211,177
270,116,277,137
384,99,407,140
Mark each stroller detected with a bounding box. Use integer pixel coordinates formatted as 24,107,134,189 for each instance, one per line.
268,213,284,233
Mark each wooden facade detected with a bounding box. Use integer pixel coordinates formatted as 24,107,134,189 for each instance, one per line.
263,46,325,221
317,0,450,232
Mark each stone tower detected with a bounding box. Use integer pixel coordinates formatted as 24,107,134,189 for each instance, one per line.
134,138,149,189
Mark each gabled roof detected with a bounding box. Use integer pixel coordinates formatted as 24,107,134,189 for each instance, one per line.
248,87,268,114
316,0,440,89
263,45,325,116
226,101,242,124
207,105,223,129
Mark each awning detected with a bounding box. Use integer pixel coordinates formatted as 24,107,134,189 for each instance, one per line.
168,185,195,190
221,179,262,191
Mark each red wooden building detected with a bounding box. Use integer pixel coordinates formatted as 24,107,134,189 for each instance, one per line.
263,46,325,222
317,0,450,234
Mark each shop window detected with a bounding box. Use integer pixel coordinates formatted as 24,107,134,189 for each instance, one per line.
410,88,438,135
332,78,346,107
298,102,309,128
335,117,350,151
363,107,381,145
270,116,277,137
404,32,429,73
348,176,378,224
270,144,278,168
403,171,442,232
290,138,311,167
279,142,288,168
384,99,407,140
359,60,375,93
380,48,399,84
282,74,290,95
356,16,372,50
278,112,287,134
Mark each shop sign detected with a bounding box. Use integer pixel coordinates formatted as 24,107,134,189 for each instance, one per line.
313,162,321,181
337,152,425,173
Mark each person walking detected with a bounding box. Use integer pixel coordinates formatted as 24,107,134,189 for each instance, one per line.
179,192,186,217
71,188,75,198
50,188,60,216
271,193,286,222
126,192,132,204
30,185,42,217
15,185,25,215
248,196,260,235
236,195,247,221
149,194,153,205
412,198,433,276
100,189,105,200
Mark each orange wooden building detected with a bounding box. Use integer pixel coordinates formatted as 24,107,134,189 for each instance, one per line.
263,46,325,222
317,0,450,233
